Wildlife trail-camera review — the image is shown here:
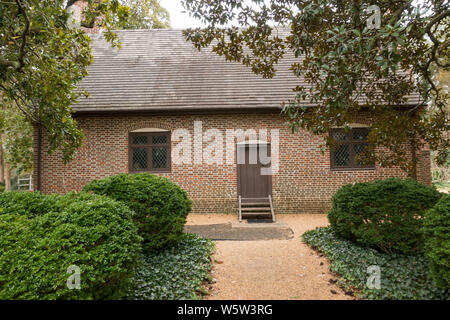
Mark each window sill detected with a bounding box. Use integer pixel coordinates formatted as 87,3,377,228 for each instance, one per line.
129,170,172,174
330,167,376,172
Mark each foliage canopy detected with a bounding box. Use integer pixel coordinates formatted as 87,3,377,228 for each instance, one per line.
0,1,168,163
182,0,450,176
111,0,170,29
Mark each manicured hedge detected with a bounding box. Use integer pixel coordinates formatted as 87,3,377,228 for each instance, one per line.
328,178,442,254
0,192,142,300
423,194,450,288
0,191,64,217
83,173,192,251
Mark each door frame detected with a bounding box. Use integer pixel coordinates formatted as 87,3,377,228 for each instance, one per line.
236,142,273,200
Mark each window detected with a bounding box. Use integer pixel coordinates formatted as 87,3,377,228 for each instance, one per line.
129,132,171,172
330,128,374,170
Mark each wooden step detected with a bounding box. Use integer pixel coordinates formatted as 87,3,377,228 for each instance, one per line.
238,195,275,222
241,202,270,207
241,212,273,217
241,198,270,204
242,211,272,215
241,207,271,212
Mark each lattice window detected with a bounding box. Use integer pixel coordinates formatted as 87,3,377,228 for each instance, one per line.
354,143,369,165
132,148,148,170
352,128,369,140
331,130,348,141
152,135,168,144
152,147,168,169
129,132,170,172
330,128,374,170
133,136,148,144
333,144,350,166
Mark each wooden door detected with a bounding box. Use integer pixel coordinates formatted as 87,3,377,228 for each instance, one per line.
237,143,272,201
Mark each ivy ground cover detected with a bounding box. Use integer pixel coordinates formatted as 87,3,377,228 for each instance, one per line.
303,227,449,300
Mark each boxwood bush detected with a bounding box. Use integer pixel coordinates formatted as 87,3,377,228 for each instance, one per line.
0,192,142,300
328,178,442,254
0,191,75,217
423,194,450,288
83,173,192,251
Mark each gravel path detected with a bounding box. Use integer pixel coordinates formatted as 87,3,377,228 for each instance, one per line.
186,214,352,300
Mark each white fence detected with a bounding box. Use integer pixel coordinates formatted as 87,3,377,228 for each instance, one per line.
17,174,32,191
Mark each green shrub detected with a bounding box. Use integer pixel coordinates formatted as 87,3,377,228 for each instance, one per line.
83,173,192,251
328,178,442,254
423,194,450,288
303,227,449,300
0,192,142,300
0,191,62,217
127,234,214,300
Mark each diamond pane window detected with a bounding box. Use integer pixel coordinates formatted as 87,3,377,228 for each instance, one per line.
354,143,370,165
133,136,148,144
334,144,350,166
132,148,148,170
152,147,168,169
331,130,348,141
152,135,168,144
353,129,369,140
330,128,373,169
129,132,171,172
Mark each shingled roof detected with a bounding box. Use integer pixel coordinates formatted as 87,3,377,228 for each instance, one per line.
73,29,420,113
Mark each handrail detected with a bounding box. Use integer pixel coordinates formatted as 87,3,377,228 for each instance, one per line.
268,195,275,222
238,195,242,222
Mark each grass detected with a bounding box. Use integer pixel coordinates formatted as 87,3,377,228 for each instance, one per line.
126,233,214,300
302,227,449,300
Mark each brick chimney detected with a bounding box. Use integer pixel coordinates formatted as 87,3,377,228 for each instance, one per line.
67,0,101,34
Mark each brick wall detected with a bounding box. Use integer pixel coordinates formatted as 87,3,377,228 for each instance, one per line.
33,112,431,214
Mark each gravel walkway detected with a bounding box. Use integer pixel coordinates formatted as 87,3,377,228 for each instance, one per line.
186,214,352,300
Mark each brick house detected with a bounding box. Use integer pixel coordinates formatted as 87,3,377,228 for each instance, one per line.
33,29,430,215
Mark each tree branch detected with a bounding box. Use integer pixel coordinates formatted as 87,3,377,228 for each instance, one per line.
15,0,30,71
66,0,78,8
425,9,450,68
81,19,96,29
0,84,40,125
425,8,450,36
0,57,20,69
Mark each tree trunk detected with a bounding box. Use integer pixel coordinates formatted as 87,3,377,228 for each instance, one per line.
0,134,11,190
0,140,4,184
4,160,10,191
410,141,418,181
